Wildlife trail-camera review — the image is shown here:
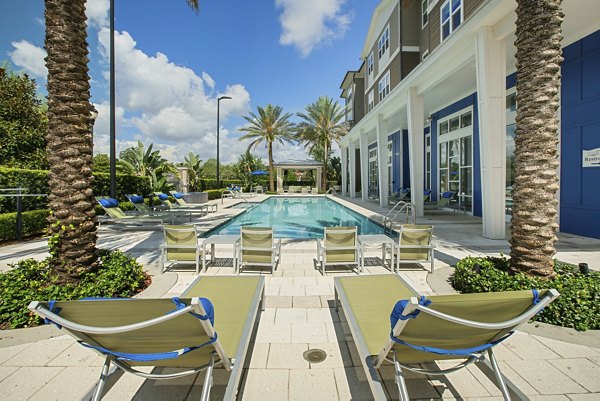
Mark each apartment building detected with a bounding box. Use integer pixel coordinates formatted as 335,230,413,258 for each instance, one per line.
339,0,600,239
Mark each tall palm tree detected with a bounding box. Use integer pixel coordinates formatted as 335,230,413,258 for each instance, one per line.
44,0,199,283
239,104,295,192
296,96,348,191
509,0,563,278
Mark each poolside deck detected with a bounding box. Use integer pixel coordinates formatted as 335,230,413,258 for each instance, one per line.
0,194,599,400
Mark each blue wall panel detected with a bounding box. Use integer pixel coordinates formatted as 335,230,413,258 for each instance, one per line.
402,130,410,187
560,29,600,239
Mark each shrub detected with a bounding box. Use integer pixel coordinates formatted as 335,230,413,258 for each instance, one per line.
0,167,152,213
0,209,50,241
206,189,224,200
0,249,149,329
453,256,600,331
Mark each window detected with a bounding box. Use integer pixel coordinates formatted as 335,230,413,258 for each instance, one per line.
367,52,374,75
367,91,374,112
378,26,389,59
441,0,462,41
378,71,390,101
369,148,378,198
422,0,429,27
387,141,393,196
425,133,431,190
439,110,471,135
506,93,517,112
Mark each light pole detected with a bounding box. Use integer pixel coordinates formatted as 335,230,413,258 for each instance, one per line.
216,95,232,189
109,0,116,199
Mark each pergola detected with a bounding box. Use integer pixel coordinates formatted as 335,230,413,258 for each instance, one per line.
273,159,324,190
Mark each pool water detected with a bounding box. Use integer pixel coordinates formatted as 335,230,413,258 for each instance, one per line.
205,197,387,239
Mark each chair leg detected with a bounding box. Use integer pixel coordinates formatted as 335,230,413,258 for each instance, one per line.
487,349,512,401
393,350,410,401
200,353,215,401
91,356,112,401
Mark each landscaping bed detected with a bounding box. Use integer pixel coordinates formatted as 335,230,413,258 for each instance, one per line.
452,256,599,331
0,249,150,330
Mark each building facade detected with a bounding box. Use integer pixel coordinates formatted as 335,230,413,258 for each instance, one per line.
339,0,600,239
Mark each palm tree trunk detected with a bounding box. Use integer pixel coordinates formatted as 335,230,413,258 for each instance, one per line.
268,142,275,192
509,0,563,278
322,141,329,192
45,0,98,283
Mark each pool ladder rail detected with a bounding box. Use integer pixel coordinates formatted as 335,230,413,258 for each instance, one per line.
383,201,416,234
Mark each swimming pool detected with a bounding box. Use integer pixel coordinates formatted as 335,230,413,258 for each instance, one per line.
204,197,388,239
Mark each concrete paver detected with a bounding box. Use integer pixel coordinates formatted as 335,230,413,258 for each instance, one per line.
1,195,599,400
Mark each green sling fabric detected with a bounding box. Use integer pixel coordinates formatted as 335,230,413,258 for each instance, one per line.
325,227,357,263
399,224,432,261
241,227,274,264
164,225,198,261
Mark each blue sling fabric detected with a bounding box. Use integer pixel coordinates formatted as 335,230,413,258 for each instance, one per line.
173,192,184,199
158,193,169,201
129,195,144,204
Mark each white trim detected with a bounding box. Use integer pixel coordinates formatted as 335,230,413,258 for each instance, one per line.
402,46,421,52
421,49,429,61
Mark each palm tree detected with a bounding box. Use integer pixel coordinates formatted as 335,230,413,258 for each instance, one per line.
239,105,295,192
118,141,177,192
44,0,199,283
296,96,348,191
509,0,563,278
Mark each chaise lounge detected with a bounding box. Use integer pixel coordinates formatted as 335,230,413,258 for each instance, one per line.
29,276,265,401
334,274,559,401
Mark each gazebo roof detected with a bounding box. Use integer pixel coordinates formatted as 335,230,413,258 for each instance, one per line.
273,159,323,168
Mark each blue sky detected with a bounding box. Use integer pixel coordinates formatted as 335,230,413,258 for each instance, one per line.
1,0,377,163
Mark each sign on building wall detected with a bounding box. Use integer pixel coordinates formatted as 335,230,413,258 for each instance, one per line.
582,148,600,167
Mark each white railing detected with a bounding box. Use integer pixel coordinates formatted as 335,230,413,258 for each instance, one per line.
383,201,416,234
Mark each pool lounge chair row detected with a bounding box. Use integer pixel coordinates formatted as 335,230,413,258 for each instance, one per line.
29,275,558,400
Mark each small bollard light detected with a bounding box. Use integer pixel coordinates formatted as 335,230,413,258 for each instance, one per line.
579,263,589,275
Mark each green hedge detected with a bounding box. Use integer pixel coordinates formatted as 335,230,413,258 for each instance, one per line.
0,250,148,329
200,179,245,190
0,167,152,213
0,209,49,241
453,256,600,331
206,189,224,200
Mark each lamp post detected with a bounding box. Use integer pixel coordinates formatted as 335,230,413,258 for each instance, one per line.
109,0,116,199
216,95,232,189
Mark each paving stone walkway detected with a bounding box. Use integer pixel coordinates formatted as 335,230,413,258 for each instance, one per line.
0,195,599,400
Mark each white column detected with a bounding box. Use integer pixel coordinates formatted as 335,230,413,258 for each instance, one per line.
341,146,348,196
476,27,506,239
359,131,369,202
349,141,357,197
316,167,322,191
407,87,425,217
376,114,389,207
276,168,283,190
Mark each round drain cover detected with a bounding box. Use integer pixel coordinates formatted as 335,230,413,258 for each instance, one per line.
303,348,327,363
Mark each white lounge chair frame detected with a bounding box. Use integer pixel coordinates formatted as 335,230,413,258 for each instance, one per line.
235,227,282,274
159,225,203,274
394,225,435,273
29,276,265,401
334,276,560,401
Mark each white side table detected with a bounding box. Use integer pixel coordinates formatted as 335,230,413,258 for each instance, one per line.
358,234,396,273
202,235,240,272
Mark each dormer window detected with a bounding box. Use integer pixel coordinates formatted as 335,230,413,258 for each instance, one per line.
441,0,463,41
378,26,389,59
367,52,374,75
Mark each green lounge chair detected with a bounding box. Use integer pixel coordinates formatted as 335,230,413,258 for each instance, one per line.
392,224,435,273
29,276,265,401
311,187,318,194
169,191,217,213
160,225,203,274
388,188,411,207
236,226,281,274
96,197,169,228
125,194,196,221
276,187,284,194
334,274,559,401
424,191,454,210
316,226,360,275
152,192,210,216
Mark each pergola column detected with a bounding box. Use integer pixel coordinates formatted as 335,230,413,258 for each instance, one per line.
341,146,348,196
407,87,425,217
476,27,506,239
376,114,389,207
316,167,322,191
276,168,283,191
359,131,369,202
349,141,357,197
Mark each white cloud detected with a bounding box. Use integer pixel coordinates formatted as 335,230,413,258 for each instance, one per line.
8,40,47,79
275,0,353,57
94,29,252,163
86,0,110,29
